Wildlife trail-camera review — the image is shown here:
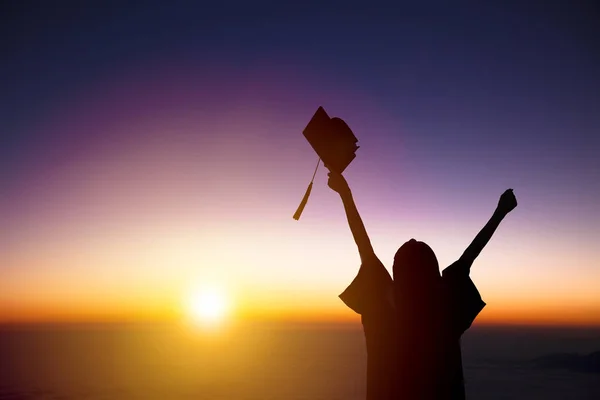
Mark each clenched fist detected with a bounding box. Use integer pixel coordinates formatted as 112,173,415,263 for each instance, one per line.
327,170,351,195
497,189,518,215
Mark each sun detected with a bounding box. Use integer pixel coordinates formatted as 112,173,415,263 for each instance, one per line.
186,286,231,327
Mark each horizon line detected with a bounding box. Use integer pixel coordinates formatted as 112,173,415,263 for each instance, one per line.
1,317,600,330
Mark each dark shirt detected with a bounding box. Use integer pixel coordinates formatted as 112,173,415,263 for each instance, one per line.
339,256,485,400
340,255,396,400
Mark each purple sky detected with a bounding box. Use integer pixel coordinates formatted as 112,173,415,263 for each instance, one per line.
1,2,599,324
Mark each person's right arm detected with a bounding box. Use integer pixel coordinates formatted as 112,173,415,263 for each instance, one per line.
458,189,518,270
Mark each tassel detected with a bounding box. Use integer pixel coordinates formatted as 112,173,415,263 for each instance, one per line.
293,182,313,220
293,158,320,221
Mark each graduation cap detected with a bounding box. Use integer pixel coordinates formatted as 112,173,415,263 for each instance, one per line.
293,106,359,220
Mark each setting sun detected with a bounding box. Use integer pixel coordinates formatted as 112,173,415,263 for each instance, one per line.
186,286,231,326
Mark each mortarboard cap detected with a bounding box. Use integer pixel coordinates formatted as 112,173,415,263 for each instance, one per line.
293,107,360,220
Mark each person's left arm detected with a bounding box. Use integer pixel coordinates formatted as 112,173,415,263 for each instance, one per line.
327,169,392,315
327,169,377,265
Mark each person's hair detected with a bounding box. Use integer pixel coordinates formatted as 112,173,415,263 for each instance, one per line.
392,239,440,283
392,239,442,327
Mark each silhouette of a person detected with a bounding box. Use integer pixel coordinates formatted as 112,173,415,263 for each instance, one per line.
326,169,517,400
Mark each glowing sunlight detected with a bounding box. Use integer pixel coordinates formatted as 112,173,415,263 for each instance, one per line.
185,285,232,327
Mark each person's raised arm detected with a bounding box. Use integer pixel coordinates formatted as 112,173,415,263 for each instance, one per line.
459,189,518,269
327,170,375,264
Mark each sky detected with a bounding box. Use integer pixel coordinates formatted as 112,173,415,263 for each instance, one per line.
1,1,599,326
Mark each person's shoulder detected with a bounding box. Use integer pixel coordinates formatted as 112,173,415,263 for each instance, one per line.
359,253,393,285
339,253,393,316
362,252,386,267
442,258,470,280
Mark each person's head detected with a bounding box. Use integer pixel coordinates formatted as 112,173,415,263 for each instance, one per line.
393,239,440,292
393,239,443,330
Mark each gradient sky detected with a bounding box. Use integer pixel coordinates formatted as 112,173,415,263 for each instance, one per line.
1,1,599,325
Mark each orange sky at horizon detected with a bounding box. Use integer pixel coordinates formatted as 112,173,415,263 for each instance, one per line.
2,242,599,327
3,217,599,327
2,295,600,328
